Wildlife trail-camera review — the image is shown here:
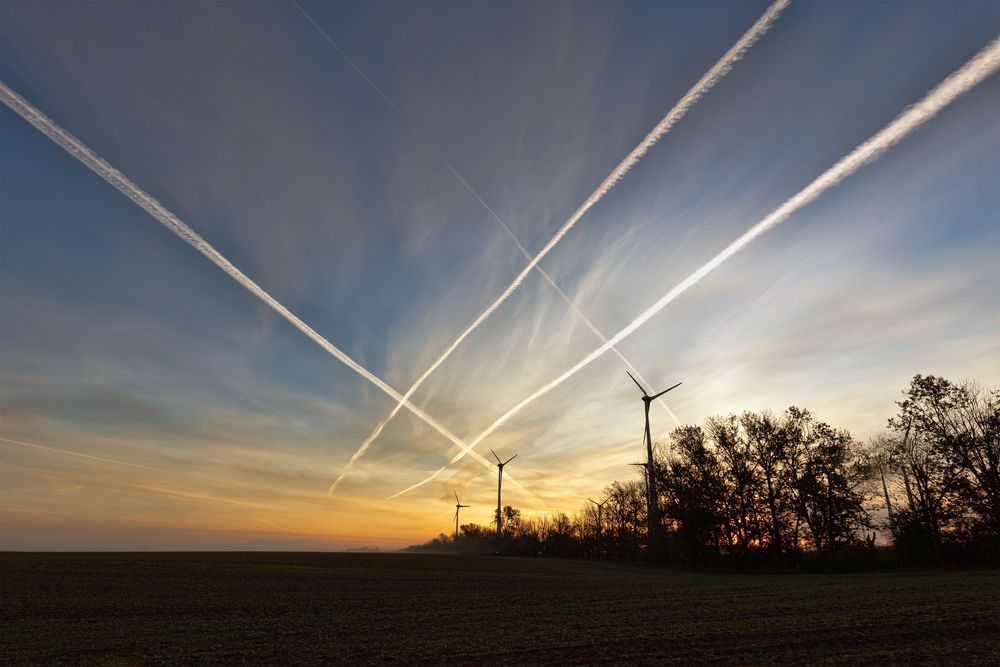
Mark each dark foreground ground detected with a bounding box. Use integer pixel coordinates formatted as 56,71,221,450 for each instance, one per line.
1,553,998,665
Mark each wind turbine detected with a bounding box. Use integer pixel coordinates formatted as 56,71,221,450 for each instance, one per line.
627,372,681,547
491,449,517,541
453,491,469,542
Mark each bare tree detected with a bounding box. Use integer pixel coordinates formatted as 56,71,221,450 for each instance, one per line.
894,376,1000,540
709,416,763,557
661,426,727,562
783,408,869,552
743,411,790,556
863,434,898,532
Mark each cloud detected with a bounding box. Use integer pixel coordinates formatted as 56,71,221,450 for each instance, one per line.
2,3,998,546
333,0,790,491
389,32,1000,497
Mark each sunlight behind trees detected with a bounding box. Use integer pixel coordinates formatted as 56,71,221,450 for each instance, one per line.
410,374,999,569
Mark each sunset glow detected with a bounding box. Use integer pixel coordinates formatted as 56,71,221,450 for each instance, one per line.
2,1,998,550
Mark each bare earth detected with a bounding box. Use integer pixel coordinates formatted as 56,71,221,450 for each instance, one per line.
1,552,997,665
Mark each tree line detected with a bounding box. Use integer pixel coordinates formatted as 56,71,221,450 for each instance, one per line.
407,375,999,569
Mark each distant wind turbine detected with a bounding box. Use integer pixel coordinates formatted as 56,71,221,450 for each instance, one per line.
387,33,1000,501
627,372,681,545
453,491,470,542
318,0,791,490
491,449,518,541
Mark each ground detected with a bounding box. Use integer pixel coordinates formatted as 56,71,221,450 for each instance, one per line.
1,553,998,664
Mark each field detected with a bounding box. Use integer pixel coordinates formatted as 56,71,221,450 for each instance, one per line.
1,553,998,665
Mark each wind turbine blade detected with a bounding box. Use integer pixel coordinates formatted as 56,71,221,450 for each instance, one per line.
626,371,648,395
504,454,518,465
454,490,459,503
490,449,501,464
650,382,682,400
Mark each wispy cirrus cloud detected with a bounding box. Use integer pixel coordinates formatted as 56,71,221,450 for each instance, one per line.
0,80,540,498
329,0,791,493
389,33,1000,499
2,2,998,547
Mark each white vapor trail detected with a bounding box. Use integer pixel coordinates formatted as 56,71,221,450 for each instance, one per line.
299,0,726,494
331,237,681,495
0,81,533,499
0,459,281,511
330,242,680,495
327,0,791,494
0,436,160,471
387,33,1000,500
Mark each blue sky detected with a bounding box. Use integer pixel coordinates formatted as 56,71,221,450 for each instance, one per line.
1,0,998,549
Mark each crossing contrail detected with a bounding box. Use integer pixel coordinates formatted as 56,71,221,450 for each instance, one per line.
329,260,681,495
299,0,709,494
326,185,684,494
0,80,532,497
387,33,1000,500
324,0,790,492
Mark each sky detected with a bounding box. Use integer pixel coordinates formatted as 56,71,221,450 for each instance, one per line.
1,0,998,550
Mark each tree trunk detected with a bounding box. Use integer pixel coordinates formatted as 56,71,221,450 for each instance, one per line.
879,465,895,530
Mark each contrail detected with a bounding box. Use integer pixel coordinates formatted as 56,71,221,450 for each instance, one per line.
328,208,684,493
326,185,683,494
296,0,686,495
0,436,160,471
0,459,280,510
388,33,1000,499
0,80,530,497
324,0,790,492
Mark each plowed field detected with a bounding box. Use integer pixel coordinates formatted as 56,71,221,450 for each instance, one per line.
2,553,997,664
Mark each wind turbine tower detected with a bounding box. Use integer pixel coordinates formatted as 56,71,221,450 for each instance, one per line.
627,372,681,547
491,449,517,541
453,491,469,542
629,461,650,502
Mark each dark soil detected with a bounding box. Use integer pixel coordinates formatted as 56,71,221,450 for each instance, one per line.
2,552,997,664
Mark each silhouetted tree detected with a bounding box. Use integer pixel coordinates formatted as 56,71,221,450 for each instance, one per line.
709,415,763,558
743,411,791,557
890,420,964,559
784,408,869,553
862,434,898,533
541,512,579,557
407,375,997,569
661,426,727,563
605,480,645,561
893,375,1000,552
